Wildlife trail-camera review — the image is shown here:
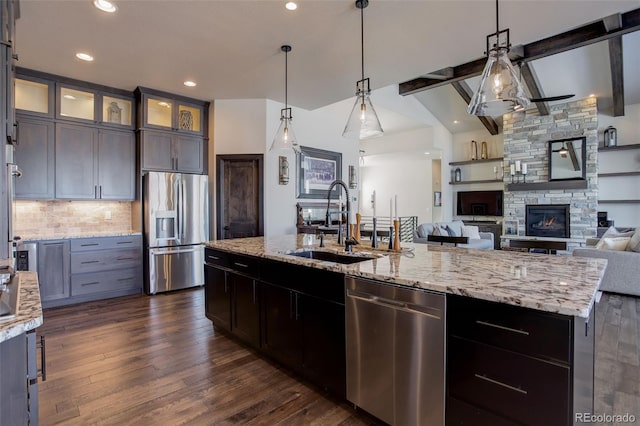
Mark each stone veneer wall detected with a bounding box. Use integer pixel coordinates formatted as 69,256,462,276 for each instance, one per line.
14,200,133,238
502,97,598,251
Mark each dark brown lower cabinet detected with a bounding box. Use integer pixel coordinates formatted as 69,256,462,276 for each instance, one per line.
204,261,231,331
260,281,346,398
260,282,303,368
203,248,346,398
446,295,594,426
204,250,260,348
229,273,260,348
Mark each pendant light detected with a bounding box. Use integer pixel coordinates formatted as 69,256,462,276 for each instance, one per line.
467,0,529,117
343,0,383,140
270,45,300,153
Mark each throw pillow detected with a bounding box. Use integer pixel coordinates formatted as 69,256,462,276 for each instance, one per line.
461,225,481,240
431,226,443,236
627,228,640,252
445,225,456,237
596,226,635,249
598,236,631,251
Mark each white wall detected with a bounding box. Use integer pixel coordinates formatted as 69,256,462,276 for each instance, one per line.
597,103,640,227
212,84,454,237
450,129,504,220
360,128,436,224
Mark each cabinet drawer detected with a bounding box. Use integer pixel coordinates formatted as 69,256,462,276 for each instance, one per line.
229,253,260,278
71,235,142,252
261,259,345,304
448,336,570,426
204,248,229,268
446,397,520,426
448,295,572,363
71,248,142,274
71,267,141,296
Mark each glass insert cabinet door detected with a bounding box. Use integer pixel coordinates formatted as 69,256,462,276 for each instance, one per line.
177,104,201,133
15,78,51,115
146,97,173,128
102,96,132,126
59,87,95,121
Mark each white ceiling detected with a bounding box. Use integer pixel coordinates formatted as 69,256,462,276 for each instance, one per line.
14,0,640,133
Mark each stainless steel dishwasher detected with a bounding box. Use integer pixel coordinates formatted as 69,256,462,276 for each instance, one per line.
346,277,445,426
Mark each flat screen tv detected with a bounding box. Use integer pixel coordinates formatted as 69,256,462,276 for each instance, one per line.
456,190,503,216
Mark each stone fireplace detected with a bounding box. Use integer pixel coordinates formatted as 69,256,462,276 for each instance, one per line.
525,204,570,238
502,97,599,251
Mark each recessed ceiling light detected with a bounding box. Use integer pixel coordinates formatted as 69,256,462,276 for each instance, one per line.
453,120,459,124
183,81,197,87
285,2,297,10
424,152,430,155
93,0,117,13
589,93,596,98
63,94,76,100
158,101,170,108
75,52,94,62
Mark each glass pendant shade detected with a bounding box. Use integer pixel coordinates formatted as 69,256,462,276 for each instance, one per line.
270,110,299,153
343,90,383,140
468,47,530,117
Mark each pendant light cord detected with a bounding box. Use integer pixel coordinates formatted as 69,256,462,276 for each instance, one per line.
495,0,499,38
285,48,288,110
360,2,365,83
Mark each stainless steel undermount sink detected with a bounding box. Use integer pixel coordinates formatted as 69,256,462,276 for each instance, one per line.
286,250,377,264
0,274,19,321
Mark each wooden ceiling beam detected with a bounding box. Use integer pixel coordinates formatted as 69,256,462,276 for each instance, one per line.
451,81,499,135
399,7,640,96
519,62,549,116
605,13,625,117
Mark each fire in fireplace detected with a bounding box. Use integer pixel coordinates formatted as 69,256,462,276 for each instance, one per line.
525,204,570,238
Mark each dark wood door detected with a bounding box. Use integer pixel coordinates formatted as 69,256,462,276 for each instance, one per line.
217,155,263,239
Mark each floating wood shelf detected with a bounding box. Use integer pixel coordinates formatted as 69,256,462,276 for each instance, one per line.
598,199,640,204
506,180,588,191
449,179,503,185
598,171,640,177
449,157,504,166
598,143,640,152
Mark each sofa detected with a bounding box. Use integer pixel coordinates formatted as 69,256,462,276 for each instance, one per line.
413,220,494,250
572,227,640,297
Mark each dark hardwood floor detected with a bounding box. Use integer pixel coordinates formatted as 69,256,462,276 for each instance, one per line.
37,288,380,425
37,290,639,425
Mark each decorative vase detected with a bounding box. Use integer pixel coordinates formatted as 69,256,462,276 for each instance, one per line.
481,141,488,159
604,126,617,147
471,140,478,160
179,109,193,131
454,167,462,182
107,101,122,124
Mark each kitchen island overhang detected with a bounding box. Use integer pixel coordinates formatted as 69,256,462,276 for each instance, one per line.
204,235,606,425
205,234,606,319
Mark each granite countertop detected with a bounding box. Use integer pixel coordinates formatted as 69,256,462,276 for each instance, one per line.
0,272,43,343
21,231,142,241
206,235,607,318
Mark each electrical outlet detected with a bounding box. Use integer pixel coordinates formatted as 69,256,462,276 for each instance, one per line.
104,210,112,220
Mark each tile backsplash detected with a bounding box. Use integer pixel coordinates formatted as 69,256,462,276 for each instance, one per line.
14,200,134,238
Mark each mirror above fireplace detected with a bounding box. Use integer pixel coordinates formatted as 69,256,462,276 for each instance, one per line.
548,136,586,181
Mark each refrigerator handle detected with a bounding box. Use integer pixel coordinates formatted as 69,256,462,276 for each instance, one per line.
174,177,180,243
181,180,186,239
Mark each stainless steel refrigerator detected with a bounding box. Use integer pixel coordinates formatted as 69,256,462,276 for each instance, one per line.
143,172,209,294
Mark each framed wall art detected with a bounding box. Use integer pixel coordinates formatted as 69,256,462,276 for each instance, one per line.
296,146,342,199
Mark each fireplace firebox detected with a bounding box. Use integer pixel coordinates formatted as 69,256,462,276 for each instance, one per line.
525,204,570,238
